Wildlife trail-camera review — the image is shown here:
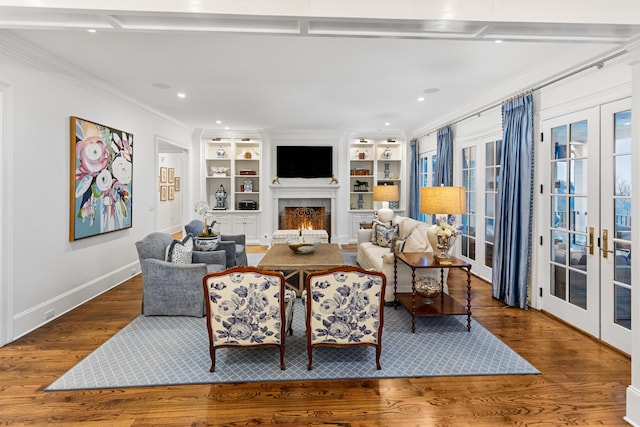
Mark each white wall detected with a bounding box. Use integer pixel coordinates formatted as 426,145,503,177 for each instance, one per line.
0,51,192,343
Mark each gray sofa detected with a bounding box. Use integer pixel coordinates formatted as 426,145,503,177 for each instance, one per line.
135,232,226,316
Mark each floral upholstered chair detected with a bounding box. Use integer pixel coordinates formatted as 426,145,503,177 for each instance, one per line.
202,266,296,372
304,266,386,370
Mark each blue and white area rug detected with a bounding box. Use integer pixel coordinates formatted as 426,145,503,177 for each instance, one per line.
47,303,538,390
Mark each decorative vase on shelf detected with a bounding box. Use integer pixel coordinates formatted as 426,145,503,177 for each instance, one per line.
216,146,225,159
384,162,390,179
383,147,392,160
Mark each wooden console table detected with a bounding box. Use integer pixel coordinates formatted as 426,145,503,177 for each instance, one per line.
394,252,472,333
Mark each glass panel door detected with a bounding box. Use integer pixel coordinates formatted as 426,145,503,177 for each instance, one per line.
600,99,632,353
543,107,600,338
542,100,632,354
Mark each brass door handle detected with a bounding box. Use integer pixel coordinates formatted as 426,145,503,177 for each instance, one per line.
574,226,594,255
601,228,614,258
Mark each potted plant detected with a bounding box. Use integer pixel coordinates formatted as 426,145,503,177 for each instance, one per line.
193,201,220,251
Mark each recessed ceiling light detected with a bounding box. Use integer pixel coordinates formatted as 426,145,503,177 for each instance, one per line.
87,29,96,33
384,122,391,126
417,97,425,102
224,126,230,130
177,92,186,98
216,120,222,124
495,39,503,43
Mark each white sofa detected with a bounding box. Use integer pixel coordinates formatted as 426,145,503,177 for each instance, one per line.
356,215,450,302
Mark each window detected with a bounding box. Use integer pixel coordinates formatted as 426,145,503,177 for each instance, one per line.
484,140,502,267
461,146,476,260
419,152,437,223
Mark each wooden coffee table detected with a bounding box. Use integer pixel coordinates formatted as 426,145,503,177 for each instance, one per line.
257,243,345,296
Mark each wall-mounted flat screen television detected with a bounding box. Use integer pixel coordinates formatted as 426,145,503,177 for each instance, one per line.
276,145,333,178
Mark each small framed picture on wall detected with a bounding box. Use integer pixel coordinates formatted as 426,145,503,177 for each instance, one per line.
168,168,175,183
160,185,167,201
168,185,175,200
174,177,181,191
160,167,167,183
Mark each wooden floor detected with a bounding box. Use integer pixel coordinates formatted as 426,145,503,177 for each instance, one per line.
0,246,630,426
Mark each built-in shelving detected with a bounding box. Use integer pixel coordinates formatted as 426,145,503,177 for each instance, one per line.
204,138,261,211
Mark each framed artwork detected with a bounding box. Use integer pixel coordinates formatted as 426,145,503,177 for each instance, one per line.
160,167,167,183
174,177,181,192
160,185,168,201
70,116,133,241
168,185,175,200
168,168,175,183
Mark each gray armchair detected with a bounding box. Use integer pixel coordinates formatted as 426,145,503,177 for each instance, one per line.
185,219,248,267
135,232,226,317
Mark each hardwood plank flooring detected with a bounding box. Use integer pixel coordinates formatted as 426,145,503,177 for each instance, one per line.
0,246,630,426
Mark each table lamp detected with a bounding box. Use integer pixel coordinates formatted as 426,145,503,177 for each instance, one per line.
373,185,399,223
420,186,466,262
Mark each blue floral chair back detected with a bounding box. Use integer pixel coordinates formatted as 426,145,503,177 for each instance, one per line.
202,266,295,372
304,266,386,370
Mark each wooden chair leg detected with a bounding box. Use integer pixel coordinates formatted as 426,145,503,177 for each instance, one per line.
280,345,286,370
307,347,313,370
375,345,381,370
209,347,216,372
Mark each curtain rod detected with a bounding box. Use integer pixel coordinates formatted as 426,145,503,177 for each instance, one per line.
417,49,628,138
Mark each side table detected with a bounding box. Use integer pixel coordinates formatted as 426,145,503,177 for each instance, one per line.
394,252,472,332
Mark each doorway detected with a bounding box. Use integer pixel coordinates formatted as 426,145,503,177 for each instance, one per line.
541,98,632,354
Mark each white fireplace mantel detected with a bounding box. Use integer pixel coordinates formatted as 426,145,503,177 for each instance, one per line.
270,183,339,238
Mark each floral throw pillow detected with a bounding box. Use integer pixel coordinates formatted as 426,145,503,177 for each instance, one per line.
371,220,399,248
165,235,194,264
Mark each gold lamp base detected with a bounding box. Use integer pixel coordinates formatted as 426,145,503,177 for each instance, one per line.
434,254,453,265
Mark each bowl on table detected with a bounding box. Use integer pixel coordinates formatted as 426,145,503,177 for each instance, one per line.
415,278,441,304
287,237,320,254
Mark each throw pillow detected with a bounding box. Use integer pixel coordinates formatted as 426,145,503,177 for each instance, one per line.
165,235,194,264
403,226,429,252
371,221,399,248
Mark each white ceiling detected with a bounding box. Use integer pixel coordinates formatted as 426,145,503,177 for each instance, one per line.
1,3,639,137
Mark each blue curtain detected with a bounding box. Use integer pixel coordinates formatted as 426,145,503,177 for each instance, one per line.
408,139,420,219
492,94,534,309
434,127,452,186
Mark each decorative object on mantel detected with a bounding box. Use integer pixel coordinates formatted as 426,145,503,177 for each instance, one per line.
373,185,399,223
214,185,227,210
329,175,339,184
272,176,281,184
420,186,466,264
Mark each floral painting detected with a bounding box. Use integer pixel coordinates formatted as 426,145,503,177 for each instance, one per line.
70,116,133,240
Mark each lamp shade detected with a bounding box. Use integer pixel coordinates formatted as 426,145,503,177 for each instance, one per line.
420,186,466,214
373,185,399,202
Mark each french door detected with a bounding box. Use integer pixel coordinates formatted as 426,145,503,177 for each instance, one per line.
541,99,632,354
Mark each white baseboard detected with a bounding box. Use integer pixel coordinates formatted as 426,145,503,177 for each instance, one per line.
625,385,640,426
10,261,140,342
